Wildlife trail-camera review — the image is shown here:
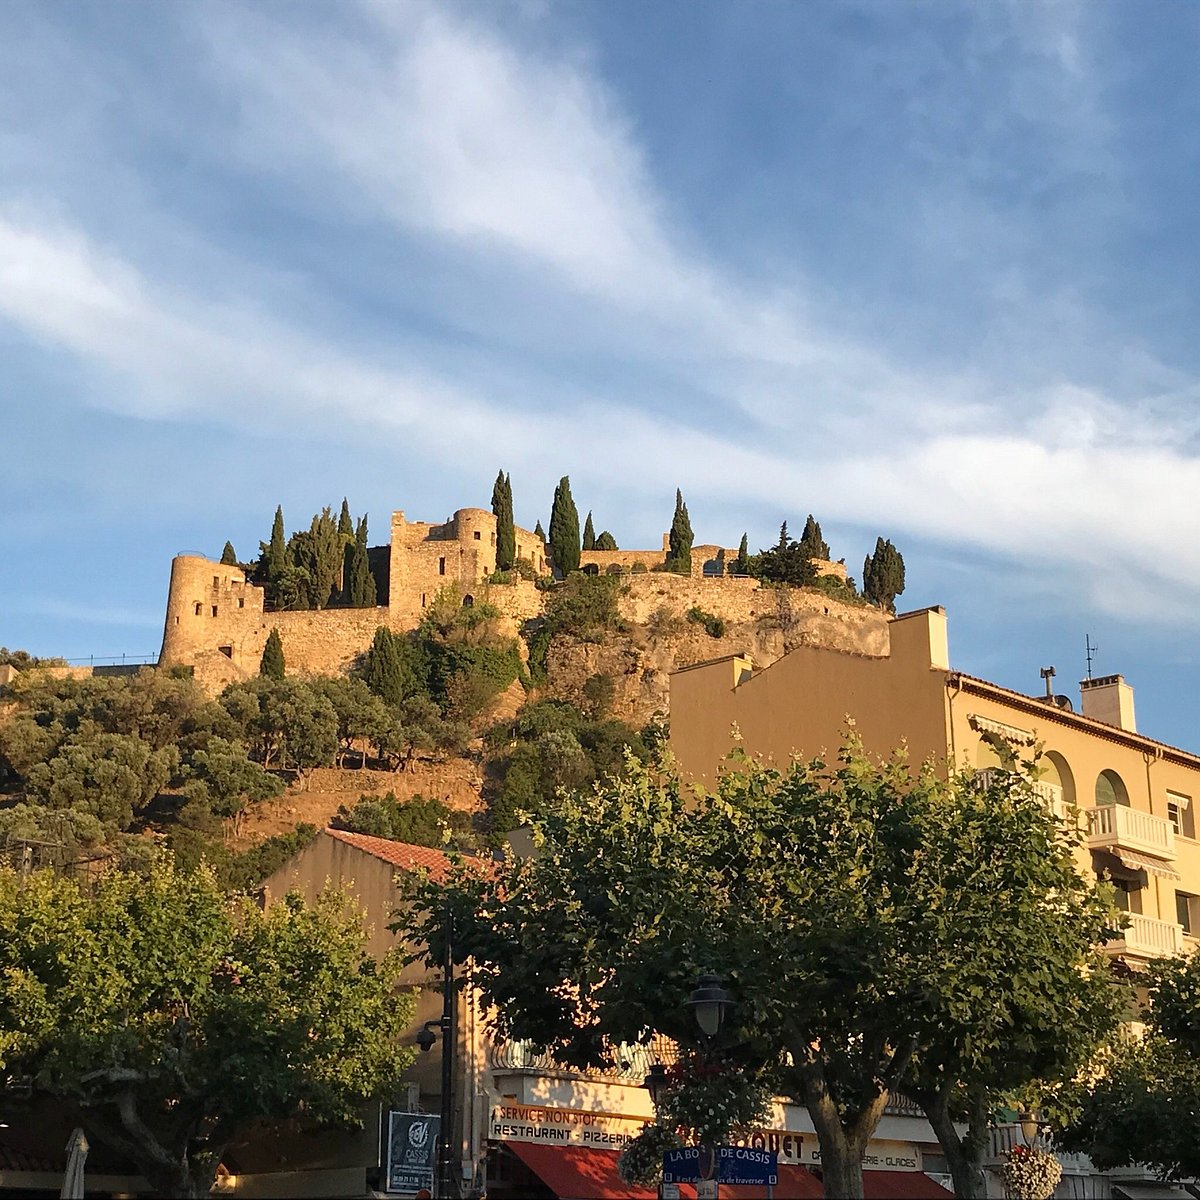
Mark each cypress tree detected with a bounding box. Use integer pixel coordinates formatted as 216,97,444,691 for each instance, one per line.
338,498,354,541
261,506,287,580
863,538,906,612
582,512,596,552
799,515,830,561
665,489,694,575
221,541,238,566
363,627,415,706
347,539,377,607
594,531,618,551
534,520,546,542
260,628,285,680
733,533,750,575
548,477,581,576
492,470,516,571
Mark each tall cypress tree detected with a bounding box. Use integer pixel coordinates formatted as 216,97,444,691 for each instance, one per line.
665,489,694,575
347,516,377,607
863,538,906,612
534,520,546,542
582,512,596,552
493,470,516,571
221,541,238,566
363,627,416,706
338,498,354,541
260,628,285,680
733,533,750,576
262,507,287,580
548,477,581,576
799,515,830,561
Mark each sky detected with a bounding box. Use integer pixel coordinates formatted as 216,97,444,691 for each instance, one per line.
2,2,1199,748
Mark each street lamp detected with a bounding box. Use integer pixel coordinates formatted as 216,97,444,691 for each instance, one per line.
1018,1111,1043,1147
416,905,456,1200
643,1062,669,1107
687,973,732,1039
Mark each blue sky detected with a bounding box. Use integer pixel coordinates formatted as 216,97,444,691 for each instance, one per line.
3,2,1199,747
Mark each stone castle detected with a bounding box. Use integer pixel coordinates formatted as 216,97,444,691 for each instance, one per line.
158,504,849,691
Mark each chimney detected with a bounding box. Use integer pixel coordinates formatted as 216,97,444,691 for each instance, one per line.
1079,674,1136,732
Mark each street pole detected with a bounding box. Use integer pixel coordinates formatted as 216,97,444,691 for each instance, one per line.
438,903,456,1200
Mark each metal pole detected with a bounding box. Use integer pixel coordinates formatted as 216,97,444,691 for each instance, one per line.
438,903,456,1199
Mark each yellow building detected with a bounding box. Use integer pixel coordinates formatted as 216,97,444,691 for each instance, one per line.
670,604,1200,965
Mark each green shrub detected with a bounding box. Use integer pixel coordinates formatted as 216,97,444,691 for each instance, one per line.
686,607,726,638
809,573,867,606
332,793,473,849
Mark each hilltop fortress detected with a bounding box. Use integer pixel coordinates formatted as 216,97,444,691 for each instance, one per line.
158,504,859,693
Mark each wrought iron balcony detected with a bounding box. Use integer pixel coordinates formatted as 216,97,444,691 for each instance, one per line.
489,1036,677,1084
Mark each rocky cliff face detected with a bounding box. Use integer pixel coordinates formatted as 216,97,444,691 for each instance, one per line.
541,576,889,727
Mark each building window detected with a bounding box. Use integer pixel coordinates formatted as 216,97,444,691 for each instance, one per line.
438,557,446,576
211,605,218,617
1177,891,1197,934
421,593,426,607
194,603,202,616
218,646,232,659
1113,880,1144,914
473,530,481,540
1095,769,1130,807
1168,792,1195,839
213,576,220,587
173,616,179,625
238,597,245,609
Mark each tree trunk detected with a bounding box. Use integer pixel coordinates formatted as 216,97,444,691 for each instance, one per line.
924,1086,990,1200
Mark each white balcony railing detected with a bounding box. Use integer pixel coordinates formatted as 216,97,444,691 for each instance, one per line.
1105,912,1184,959
1086,804,1176,859
973,770,1069,820
489,1037,676,1084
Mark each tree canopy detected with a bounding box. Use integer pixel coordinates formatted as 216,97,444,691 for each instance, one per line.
260,628,285,680
410,744,1119,1199
863,537,906,611
492,470,516,571
582,511,596,552
0,858,412,1198
751,522,817,587
1061,952,1200,1178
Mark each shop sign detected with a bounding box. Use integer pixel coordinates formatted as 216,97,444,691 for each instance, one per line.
490,1103,651,1149
803,1139,920,1171
386,1111,440,1195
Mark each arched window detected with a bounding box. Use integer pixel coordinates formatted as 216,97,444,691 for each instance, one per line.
582,563,600,576
1042,751,1076,808
1095,769,1130,807
975,736,1005,770
462,594,474,608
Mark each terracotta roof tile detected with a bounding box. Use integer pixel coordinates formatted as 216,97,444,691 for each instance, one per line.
323,828,482,881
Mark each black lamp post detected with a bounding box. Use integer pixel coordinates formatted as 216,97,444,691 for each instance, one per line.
687,972,732,1040
416,905,456,1199
643,1062,669,1108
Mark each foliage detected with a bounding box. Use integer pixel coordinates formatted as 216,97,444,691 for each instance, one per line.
361,626,423,707
751,522,818,587
1061,951,1200,1178
219,678,338,782
344,513,377,607
686,606,726,638
631,561,648,573
582,510,596,552
311,675,390,767
220,541,238,566
0,647,67,669
862,537,906,612
540,572,622,641
647,605,685,640
25,731,178,835
179,736,284,833
534,519,546,542
581,673,615,719
288,507,343,610
999,1145,1062,1200
332,791,474,850
411,743,1118,1199
492,470,516,571
258,506,288,600
548,475,581,576
798,514,830,561
337,497,354,542
260,627,285,680
732,533,750,576
0,858,413,1198
665,489,694,575
617,1122,683,1186
809,572,865,606
594,530,618,551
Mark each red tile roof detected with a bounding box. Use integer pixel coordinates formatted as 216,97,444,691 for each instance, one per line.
323,828,482,881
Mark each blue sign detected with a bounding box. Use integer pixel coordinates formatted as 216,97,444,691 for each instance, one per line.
663,1146,778,1186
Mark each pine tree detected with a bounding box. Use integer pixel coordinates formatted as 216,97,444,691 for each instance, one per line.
582,512,596,552
534,521,546,542
754,522,817,587
292,508,342,610
492,470,516,571
220,542,238,566
260,628,285,680
548,477,581,576
665,489,694,575
799,515,830,561
594,531,618,551
863,538,906,612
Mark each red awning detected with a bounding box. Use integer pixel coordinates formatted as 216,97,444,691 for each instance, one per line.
505,1141,658,1200
862,1170,955,1199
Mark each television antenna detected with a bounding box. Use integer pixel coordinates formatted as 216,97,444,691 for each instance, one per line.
1085,634,1098,680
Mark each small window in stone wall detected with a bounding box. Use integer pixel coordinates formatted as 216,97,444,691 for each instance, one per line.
238,597,245,609
473,531,481,540
213,576,220,587
438,557,446,575
174,616,179,625
421,594,427,607
194,602,202,616
211,605,218,617
218,646,232,659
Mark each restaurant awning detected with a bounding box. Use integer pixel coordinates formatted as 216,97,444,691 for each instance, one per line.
862,1170,955,1199
1113,1185,1194,1200
504,1142,657,1200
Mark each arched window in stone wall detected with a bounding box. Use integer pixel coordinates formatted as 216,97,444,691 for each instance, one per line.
1095,768,1130,807
462,594,474,608
582,563,600,576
